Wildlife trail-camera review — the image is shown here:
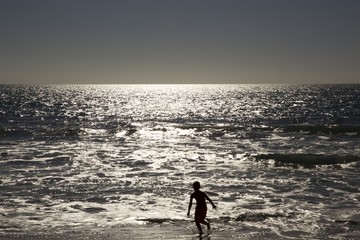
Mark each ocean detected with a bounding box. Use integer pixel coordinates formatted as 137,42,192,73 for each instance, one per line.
0,84,359,239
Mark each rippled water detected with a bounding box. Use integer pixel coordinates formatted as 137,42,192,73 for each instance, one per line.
1,84,360,238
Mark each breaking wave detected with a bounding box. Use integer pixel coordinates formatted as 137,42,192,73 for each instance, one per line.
255,154,359,166
280,125,360,136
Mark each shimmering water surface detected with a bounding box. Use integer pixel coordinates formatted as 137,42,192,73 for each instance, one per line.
1,84,360,239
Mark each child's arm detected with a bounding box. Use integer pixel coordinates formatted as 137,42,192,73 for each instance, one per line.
205,193,216,209
187,196,193,216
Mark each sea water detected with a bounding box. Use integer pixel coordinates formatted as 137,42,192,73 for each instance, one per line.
0,84,359,238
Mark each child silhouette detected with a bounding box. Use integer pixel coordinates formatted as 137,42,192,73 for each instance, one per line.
187,181,216,235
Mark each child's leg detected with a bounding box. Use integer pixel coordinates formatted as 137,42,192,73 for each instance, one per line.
206,220,211,230
201,220,211,230
195,221,203,235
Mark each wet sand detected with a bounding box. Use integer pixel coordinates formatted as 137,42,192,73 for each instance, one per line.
0,223,272,240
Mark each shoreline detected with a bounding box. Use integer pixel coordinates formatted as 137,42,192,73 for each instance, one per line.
1,218,359,239
0,222,272,240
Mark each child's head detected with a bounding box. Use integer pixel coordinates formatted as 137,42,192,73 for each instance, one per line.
193,181,201,191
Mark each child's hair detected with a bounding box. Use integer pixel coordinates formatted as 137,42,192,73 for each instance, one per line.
193,181,201,190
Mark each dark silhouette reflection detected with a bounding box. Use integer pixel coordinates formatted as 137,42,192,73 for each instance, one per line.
194,234,212,240
187,181,216,236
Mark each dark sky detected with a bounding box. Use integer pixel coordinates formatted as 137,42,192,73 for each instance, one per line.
1,0,359,84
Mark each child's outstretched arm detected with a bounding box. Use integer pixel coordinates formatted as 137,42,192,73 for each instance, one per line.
187,196,193,216
205,193,217,209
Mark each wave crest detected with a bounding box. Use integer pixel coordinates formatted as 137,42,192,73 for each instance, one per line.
255,154,359,167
